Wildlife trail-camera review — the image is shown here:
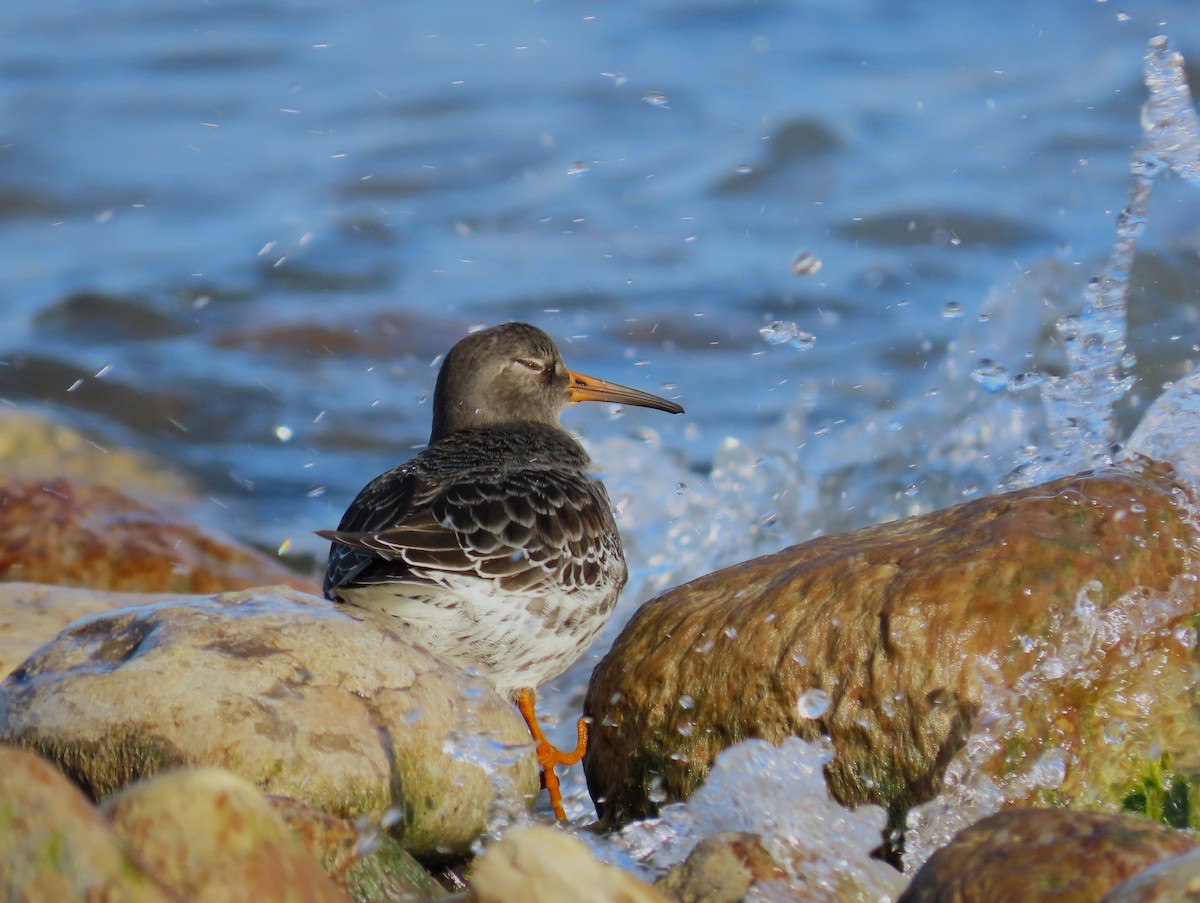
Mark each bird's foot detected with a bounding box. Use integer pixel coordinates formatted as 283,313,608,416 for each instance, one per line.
517,688,588,820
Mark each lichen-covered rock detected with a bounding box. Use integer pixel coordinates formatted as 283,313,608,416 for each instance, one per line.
0,744,175,902
0,478,318,594
0,582,169,679
584,461,1200,835
0,586,539,859
467,825,672,903
268,794,446,900
103,768,348,903
898,808,1197,903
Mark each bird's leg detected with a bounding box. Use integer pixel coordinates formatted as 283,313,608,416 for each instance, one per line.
516,687,588,821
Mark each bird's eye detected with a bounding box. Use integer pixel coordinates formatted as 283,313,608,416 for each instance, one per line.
516,358,545,373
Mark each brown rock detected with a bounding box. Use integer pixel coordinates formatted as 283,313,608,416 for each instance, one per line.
0,744,176,902
269,794,446,900
0,477,318,594
0,582,169,679
467,825,672,903
898,808,1197,903
655,832,787,903
0,587,539,859
103,768,348,903
584,461,1200,832
1101,848,1200,902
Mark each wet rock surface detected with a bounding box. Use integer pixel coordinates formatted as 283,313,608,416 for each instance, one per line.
0,586,539,859
898,808,1198,903
0,477,318,594
103,767,349,903
268,794,446,900
0,581,168,678
584,461,1200,834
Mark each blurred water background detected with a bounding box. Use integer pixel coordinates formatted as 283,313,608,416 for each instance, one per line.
4,0,1200,821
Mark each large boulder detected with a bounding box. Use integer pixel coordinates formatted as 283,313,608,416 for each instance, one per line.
898,808,1197,903
584,460,1200,837
0,586,539,859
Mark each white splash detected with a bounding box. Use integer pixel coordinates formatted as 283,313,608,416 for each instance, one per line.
607,737,904,902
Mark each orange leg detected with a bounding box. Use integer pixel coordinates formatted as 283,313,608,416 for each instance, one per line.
516,687,588,820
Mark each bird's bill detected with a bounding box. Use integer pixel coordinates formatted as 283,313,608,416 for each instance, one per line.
566,369,684,414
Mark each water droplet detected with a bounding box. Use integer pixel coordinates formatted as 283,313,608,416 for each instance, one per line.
567,161,589,176
1103,718,1129,745
274,425,294,441
678,694,696,710
94,363,112,378
759,320,816,350
675,481,688,496
796,688,831,719
941,301,964,318
677,722,694,737
306,486,326,498
723,626,738,639
970,359,1009,393
790,250,823,276
648,775,667,803
1006,370,1048,393
277,538,292,555
642,91,669,108
734,164,753,175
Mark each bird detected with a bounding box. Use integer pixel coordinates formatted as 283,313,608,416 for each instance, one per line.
316,322,683,819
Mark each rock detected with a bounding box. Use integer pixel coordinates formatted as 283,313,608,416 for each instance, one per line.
1101,848,1200,902
0,477,319,594
467,825,672,903
0,475,319,595
654,832,787,903
0,582,168,679
0,409,193,500
103,768,348,903
584,460,1200,834
0,586,539,859
898,808,1197,903
0,744,175,902
268,794,446,900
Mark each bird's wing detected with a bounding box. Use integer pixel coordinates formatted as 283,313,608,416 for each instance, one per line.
319,466,624,597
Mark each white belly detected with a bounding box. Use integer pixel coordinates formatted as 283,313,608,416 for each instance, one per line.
339,575,616,699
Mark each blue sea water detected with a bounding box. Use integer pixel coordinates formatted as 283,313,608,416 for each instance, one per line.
3,0,1200,816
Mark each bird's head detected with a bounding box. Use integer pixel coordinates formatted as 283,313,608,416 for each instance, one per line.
431,322,683,441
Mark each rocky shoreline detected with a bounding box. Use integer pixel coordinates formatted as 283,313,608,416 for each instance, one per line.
2,410,1199,901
